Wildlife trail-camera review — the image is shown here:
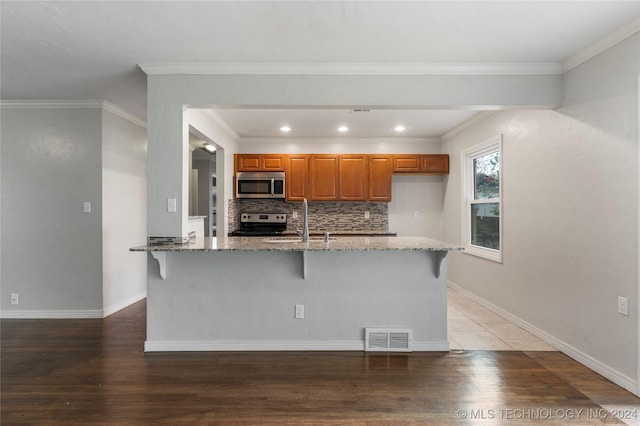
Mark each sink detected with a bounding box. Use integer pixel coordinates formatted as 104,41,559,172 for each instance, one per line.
262,236,336,243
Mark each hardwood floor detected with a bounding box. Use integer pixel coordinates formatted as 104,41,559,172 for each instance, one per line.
2,300,639,425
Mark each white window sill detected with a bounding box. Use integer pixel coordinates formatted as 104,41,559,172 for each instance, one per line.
464,245,502,263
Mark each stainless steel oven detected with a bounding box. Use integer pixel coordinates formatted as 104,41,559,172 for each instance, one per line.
230,212,287,236
235,172,285,199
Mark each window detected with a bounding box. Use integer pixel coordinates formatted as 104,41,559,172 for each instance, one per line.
462,135,502,262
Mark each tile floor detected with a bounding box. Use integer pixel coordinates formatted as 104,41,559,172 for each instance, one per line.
448,286,556,351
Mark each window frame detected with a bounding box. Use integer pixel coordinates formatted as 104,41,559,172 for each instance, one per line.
462,135,503,263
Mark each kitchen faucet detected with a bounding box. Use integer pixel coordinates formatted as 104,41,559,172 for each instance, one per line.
301,198,309,242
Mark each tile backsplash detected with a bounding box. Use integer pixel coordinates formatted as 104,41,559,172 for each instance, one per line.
228,199,388,233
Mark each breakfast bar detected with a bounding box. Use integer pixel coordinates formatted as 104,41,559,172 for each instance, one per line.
132,236,462,352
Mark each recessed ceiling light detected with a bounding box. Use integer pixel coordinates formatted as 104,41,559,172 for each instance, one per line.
204,144,216,152
394,125,406,132
337,126,349,133
280,125,292,133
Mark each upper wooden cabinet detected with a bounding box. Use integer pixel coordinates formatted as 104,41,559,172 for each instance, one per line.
339,155,367,201
422,154,449,174
393,154,449,174
235,154,285,172
309,155,339,201
285,155,309,201
368,155,392,202
236,152,445,203
393,155,422,173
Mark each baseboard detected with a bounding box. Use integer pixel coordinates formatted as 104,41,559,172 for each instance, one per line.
448,280,639,395
144,339,450,353
103,292,147,318
0,309,103,319
145,340,365,352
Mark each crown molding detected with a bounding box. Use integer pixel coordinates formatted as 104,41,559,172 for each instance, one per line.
0,100,147,128
139,62,563,76
102,101,147,128
202,109,240,139
0,100,104,109
238,136,440,145
441,111,497,140
562,17,640,73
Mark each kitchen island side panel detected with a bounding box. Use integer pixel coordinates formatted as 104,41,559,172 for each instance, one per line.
146,250,447,350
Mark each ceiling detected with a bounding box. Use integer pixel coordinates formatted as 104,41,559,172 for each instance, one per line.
2,1,640,139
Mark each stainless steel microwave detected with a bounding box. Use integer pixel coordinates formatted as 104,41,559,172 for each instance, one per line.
235,172,286,199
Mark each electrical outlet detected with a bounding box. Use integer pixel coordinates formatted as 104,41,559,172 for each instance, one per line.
83,202,91,213
618,296,629,316
10,293,19,305
292,211,298,219
414,211,420,219
364,211,370,219
295,304,305,319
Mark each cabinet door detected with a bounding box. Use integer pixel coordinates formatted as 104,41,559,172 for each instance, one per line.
236,154,262,172
286,155,308,201
339,155,367,201
235,154,285,172
262,154,285,171
422,154,449,174
309,155,339,201
368,155,392,202
392,154,421,172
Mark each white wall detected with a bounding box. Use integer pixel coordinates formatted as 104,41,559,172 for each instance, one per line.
390,175,444,239
441,34,639,392
102,109,147,316
1,105,103,316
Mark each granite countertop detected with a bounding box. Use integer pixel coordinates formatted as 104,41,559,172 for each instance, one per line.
281,230,397,237
130,236,463,252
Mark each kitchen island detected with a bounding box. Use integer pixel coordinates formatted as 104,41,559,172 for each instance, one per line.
131,236,462,352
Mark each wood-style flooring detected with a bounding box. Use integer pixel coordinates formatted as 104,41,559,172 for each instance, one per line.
2,300,639,425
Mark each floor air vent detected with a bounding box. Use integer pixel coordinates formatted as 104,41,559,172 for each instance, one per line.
365,328,413,352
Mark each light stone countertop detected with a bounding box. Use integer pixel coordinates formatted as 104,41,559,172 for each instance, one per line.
130,236,463,252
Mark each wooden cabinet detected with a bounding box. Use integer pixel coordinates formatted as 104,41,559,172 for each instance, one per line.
309,155,339,201
368,155,392,202
393,154,422,173
422,154,449,174
339,155,367,201
235,152,446,203
235,154,285,172
285,155,309,201
393,154,449,175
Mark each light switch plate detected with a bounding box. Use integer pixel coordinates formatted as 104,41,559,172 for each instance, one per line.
295,304,305,319
167,198,177,213
83,202,91,213
618,296,629,316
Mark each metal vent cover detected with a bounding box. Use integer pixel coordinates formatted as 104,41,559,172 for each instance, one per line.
365,328,413,352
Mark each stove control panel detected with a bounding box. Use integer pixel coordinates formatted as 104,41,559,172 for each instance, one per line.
240,213,287,224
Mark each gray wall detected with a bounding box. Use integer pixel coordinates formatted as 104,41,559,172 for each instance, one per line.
1,106,103,315
441,34,639,391
0,103,148,317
